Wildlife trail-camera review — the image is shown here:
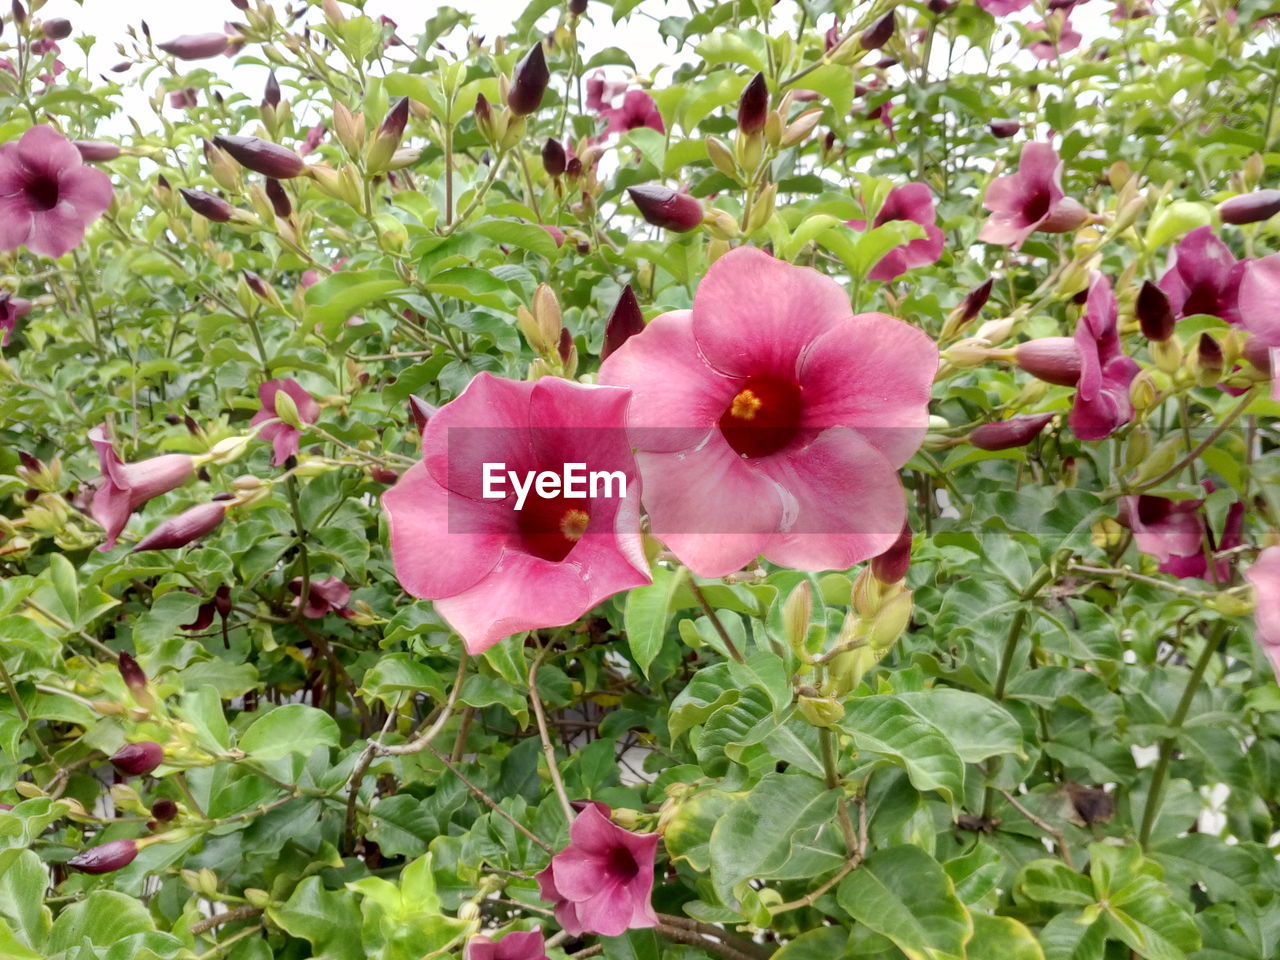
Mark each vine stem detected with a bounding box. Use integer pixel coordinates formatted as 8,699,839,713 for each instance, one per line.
1138,621,1229,848
530,643,575,822
685,574,745,663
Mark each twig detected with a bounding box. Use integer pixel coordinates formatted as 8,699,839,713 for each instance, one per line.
424,744,555,854
686,576,745,664
530,643,575,822
190,906,262,935
998,789,1074,869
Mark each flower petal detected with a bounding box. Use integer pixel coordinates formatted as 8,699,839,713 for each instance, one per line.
17,124,82,181
423,372,538,500
57,164,113,219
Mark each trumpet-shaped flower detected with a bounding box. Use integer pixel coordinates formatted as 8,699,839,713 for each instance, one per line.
1246,547,1280,682
1157,226,1244,323
1069,272,1139,441
847,182,945,282
978,142,1088,250
89,425,195,550
250,378,320,466
0,125,113,258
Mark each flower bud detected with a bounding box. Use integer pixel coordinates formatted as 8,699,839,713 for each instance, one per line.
570,0,589,13
117,651,148,692
73,140,121,162
151,798,178,822
133,501,228,552
179,188,234,223
706,136,736,179
1124,423,1151,471
110,742,164,777
366,97,409,174
860,11,895,50
263,70,281,109
797,694,845,728
408,396,436,436
333,101,366,158
1129,370,1158,411
989,118,1020,138
928,0,954,11
628,184,702,232
213,134,306,179
68,838,139,874
871,523,912,583
780,109,823,149
508,44,550,116
1040,197,1090,233
474,94,496,143
968,412,1055,451
601,284,645,360
1014,337,1082,386
1192,332,1224,387
782,581,812,656
958,278,994,324
542,138,566,177
1151,335,1182,375
42,17,72,39
1136,280,1174,341
867,590,912,651
204,139,242,194
941,337,995,368
1219,189,1280,226
827,643,877,697
1130,434,1181,484
265,178,291,218
738,72,768,135
157,32,230,60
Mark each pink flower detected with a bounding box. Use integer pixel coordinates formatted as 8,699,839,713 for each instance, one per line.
1238,253,1280,401
1246,547,1280,682
301,123,326,154
1120,486,1242,581
600,90,665,139
1069,272,1139,441
382,374,650,654
288,576,353,619
0,293,31,346
599,247,937,578
250,378,320,466
978,142,1088,250
1027,15,1082,59
466,932,550,960
1157,226,1245,323
586,71,628,112
169,88,199,110
133,499,229,552
0,125,113,258
535,803,659,937
846,183,945,282
89,424,195,551
978,0,1034,13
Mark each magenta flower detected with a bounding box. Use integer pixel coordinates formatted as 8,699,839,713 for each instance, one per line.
1157,226,1245,323
847,183,945,282
1120,485,1243,581
89,425,196,551
1239,254,1280,400
466,932,550,960
535,803,659,937
288,576,353,619
301,123,326,155
0,125,113,258
169,88,199,110
978,142,1089,250
1246,548,1280,682
382,374,650,654
1069,272,1139,441
586,71,628,112
0,293,31,347
1027,15,1082,59
250,378,320,466
600,247,937,578
978,0,1034,13
587,72,664,140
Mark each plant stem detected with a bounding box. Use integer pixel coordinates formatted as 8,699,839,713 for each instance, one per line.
686,576,745,663
530,643,575,821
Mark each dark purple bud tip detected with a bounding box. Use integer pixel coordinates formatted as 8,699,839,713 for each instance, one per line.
557,327,574,364
602,284,645,360
969,412,1055,451
265,178,292,218
570,0,588,12
860,11,895,51
1014,337,1083,387
12,0,26,25
627,184,703,232
408,395,437,435
68,838,139,874
263,70,281,108
989,118,1020,138
133,501,228,552
542,138,567,177
212,134,305,179
371,467,399,484
959,278,994,323
74,140,122,162
150,799,178,822
870,523,912,583
42,17,72,39
110,741,165,777
1136,280,1174,341
156,32,230,60
738,72,769,135
1197,332,1224,367
179,188,234,223
1219,189,1280,226
928,0,954,13
17,450,41,473
508,43,550,116
117,651,148,691
379,97,410,140
475,92,493,124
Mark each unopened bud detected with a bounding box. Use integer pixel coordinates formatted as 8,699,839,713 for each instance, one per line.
870,523,911,583
797,694,845,727
1136,280,1174,341
132,501,228,552
67,838,140,874
737,72,768,135
508,44,550,116
157,32,230,60
1192,332,1224,387
968,412,1055,451
989,118,1020,138
860,11,895,50
782,581,812,656
366,97,409,174
110,741,164,777
601,284,645,361
1014,337,1082,386
780,109,822,148
1219,190,1280,226
542,138,566,177
1129,370,1157,411
628,184,702,232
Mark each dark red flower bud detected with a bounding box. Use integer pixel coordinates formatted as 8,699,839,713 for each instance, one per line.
565,156,582,178
1136,280,1174,341
738,72,769,135
265,178,292,218
117,651,148,692
156,174,171,192
989,118,1020,138
68,839,139,874
1219,190,1280,226
875,56,899,69
542,138,567,177
73,140,121,162
12,1,26,26
475,93,493,127
42,18,72,39
230,0,249,9
179,188,234,222
371,467,399,484
110,741,164,777
627,184,702,232
111,61,132,72
1014,337,1082,386
212,134,306,179
557,327,574,364
150,799,178,822
156,32,230,60
508,44,550,116
409,396,437,435
263,70,281,108
860,12,895,51
870,523,912,583
214,584,233,618
570,0,588,12
17,450,40,473
602,284,645,360
132,501,228,552
377,97,409,143
1243,336,1273,376
242,270,271,300
928,0,954,13
181,596,215,631
969,412,1055,451
1196,331,1224,376
141,20,150,38
958,278,994,323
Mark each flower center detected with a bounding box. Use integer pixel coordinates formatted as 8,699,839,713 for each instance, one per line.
1024,187,1052,223
24,175,60,212
1182,282,1220,318
517,494,591,563
718,375,804,459
605,844,639,882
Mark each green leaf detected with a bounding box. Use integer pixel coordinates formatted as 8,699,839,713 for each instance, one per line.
46,554,78,626
269,877,364,960
1015,859,1095,907
238,703,340,761
471,219,560,259
837,696,965,806
0,850,50,950
897,689,1025,763
47,891,154,953
304,269,408,335
967,915,1044,960
360,654,446,707
623,566,686,677
835,845,973,960
1038,912,1108,960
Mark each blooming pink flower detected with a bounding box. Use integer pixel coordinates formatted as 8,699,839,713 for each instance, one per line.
0,293,31,346
586,72,664,140
847,183,945,282
978,142,1088,250
288,576,353,619
1120,486,1242,581
1027,15,1082,59
1246,547,1280,682
586,71,628,112
169,88,199,110
1157,226,1244,323
89,425,195,551
600,247,936,578
535,803,659,937
250,378,320,466
1238,253,1280,400
301,123,326,154
466,932,550,960
1069,272,1139,441
978,0,1034,13
0,125,113,258
383,374,650,654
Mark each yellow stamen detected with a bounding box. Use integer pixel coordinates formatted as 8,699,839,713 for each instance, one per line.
560,509,590,541
728,388,762,421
